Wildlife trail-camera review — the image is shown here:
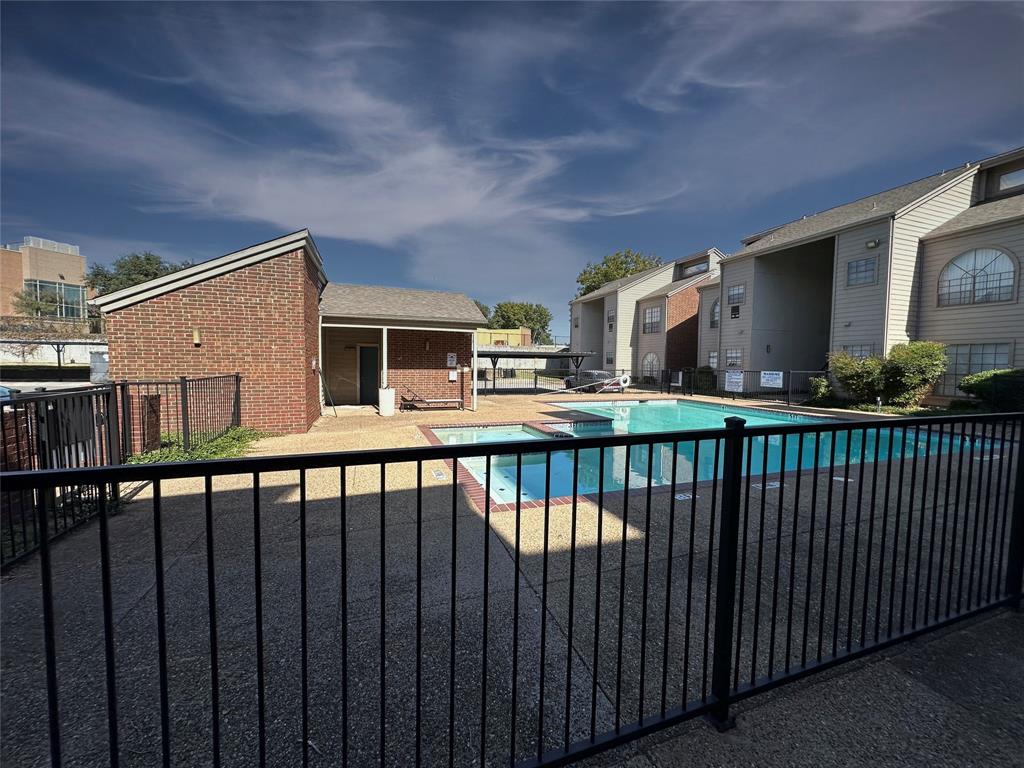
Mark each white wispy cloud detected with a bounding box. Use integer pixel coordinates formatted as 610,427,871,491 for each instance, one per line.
3,1,1022,330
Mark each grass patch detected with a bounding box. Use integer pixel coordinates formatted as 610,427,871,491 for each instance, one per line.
127,426,268,464
844,401,989,417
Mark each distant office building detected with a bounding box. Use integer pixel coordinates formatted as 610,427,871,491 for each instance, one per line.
0,236,88,320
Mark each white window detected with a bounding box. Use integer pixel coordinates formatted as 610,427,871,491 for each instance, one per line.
725,348,742,367
710,299,720,329
708,351,719,368
942,342,1011,395
642,305,662,334
938,248,1015,306
641,352,661,379
607,310,615,332
998,168,1024,192
842,343,874,359
847,256,877,287
727,284,745,305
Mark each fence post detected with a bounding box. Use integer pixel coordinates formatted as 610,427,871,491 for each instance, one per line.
534,370,538,395
1005,418,1024,609
180,376,191,452
707,416,745,731
118,381,131,458
233,372,242,427
786,371,792,406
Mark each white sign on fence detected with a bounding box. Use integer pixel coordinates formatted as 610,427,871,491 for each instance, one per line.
724,370,744,393
760,370,784,389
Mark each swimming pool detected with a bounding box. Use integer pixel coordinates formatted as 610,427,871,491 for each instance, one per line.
430,401,968,505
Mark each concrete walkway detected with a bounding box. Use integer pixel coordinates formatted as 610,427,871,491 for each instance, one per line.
579,608,1024,768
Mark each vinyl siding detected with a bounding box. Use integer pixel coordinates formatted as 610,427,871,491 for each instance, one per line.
572,297,605,370
830,219,891,355
603,293,618,369
614,264,677,373
718,258,755,369
697,284,721,367
750,239,832,370
916,217,1024,368
636,296,667,373
887,172,976,349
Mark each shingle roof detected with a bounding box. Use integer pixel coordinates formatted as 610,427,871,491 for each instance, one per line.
319,283,486,327
571,262,670,303
729,167,976,260
922,195,1024,240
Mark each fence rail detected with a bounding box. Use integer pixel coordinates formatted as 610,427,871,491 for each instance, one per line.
1,410,1020,767
1,374,241,567
666,368,823,404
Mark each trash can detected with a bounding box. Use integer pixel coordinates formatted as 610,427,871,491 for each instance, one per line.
378,387,395,417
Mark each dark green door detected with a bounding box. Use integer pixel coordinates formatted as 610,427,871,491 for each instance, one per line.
358,346,379,405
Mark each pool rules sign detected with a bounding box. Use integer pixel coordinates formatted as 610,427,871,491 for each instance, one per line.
760,370,784,389
724,370,744,393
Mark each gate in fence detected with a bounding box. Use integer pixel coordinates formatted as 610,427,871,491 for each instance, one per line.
0,374,241,567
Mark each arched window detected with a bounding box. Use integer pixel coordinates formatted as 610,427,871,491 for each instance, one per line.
710,299,720,328
938,248,1015,306
641,353,661,380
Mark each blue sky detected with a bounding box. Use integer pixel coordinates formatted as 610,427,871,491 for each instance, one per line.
2,2,1022,335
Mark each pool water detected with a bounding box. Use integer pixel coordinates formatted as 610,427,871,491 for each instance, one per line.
553,399,830,434
431,402,968,505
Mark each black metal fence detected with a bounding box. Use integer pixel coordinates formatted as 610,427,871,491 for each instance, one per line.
118,374,241,455
0,374,241,568
1,411,1020,767
667,369,823,404
478,368,568,394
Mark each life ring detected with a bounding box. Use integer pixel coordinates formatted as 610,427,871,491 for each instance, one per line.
618,374,632,388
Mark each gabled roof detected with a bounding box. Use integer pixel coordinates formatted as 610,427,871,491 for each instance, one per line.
320,283,485,328
921,194,1024,240
637,271,716,302
571,247,722,304
90,229,326,313
728,166,977,261
571,261,671,303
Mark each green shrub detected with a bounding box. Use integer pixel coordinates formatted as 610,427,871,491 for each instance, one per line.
127,426,267,464
807,376,832,403
881,341,947,406
957,368,1024,410
827,352,883,402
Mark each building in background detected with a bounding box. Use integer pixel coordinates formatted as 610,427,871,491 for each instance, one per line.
1,236,88,321
697,145,1024,396
476,326,532,346
569,248,724,377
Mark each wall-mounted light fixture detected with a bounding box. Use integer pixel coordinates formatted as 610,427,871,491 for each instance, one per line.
192,329,202,347
425,340,431,351
865,239,880,249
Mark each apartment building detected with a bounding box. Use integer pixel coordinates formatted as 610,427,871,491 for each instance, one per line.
569,248,723,376
0,236,89,321
698,146,1024,395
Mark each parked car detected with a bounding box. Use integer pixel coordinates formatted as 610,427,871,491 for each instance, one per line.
563,370,626,393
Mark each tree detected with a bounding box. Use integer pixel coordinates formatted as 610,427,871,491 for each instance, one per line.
86,251,192,296
12,287,60,318
488,301,554,344
473,299,491,323
575,249,662,297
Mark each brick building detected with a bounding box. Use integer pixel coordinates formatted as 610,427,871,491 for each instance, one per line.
92,230,484,434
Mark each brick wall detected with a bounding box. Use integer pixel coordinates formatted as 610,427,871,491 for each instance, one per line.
387,329,473,406
104,248,321,434
665,284,702,368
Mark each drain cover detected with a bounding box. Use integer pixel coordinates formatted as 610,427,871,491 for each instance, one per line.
432,469,446,481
